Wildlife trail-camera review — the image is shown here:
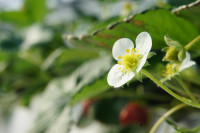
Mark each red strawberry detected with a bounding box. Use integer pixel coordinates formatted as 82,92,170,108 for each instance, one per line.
119,103,148,126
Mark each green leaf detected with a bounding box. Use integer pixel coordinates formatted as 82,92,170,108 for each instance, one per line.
70,75,110,105
52,49,99,69
0,11,30,26
24,0,47,22
0,0,47,26
49,49,99,76
64,7,200,56
172,1,200,31
69,55,112,105
168,0,196,7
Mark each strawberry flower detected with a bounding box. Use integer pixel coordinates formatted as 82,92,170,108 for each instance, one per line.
107,32,152,88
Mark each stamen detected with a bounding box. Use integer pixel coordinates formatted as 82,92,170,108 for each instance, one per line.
118,53,139,71
126,49,130,53
118,56,122,59
137,50,139,53
121,69,124,72
162,74,166,77
118,67,121,70
132,48,135,51
118,61,122,65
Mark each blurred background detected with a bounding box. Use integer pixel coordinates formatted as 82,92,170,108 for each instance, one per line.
0,0,198,133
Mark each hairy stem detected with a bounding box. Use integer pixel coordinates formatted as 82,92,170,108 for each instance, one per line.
176,77,198,103
185,35,200,50
141,69,200,109
149,103,186,133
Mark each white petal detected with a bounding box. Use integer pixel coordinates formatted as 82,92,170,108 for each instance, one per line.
183,52,190,63
179,61,195,71
107,64,135,88
136,55,148,73
179,52,195,71
135,32,152,56
112,38,134,61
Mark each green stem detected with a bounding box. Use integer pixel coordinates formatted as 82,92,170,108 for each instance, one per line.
167,119,200,132
176,77,198,104
184,35,200,50
141,69,200,109
165,82,200,99
149,103,186,133
164,82,185,94
164,81,200,99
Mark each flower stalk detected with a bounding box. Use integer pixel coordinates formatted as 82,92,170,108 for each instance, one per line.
141,69,200,109
149,103,186,133
185,35,200,50
176,77,198,104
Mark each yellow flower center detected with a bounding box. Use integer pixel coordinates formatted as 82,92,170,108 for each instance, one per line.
118,48,141,72
163,63,181,77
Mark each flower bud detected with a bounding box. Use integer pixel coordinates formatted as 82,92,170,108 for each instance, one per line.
163,35,186,62
163,46,179,61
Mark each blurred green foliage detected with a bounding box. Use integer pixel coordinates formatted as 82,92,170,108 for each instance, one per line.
0,0,46,26
0,0,200,133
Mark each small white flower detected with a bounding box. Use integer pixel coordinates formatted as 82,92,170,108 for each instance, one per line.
163,52,196,80
107,32,152,88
